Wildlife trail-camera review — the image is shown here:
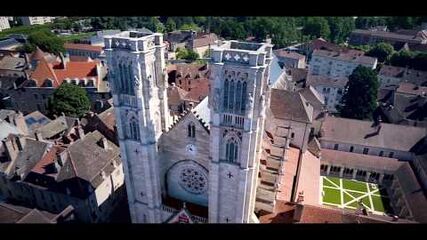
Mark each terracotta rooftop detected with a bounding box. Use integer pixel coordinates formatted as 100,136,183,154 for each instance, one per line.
396,82,427,96
64,43,103,53
191,33,218,48
274,49,306,60
313,49,377,66
183,79,210,103
379,65,406,78
28,57,99,88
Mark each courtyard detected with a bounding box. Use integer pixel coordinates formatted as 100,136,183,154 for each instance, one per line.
320,176,394,215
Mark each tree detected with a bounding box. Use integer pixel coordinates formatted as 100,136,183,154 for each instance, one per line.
338,65,379,120
176,48,200,62
389,50,414,67
48,83,91,118
165,18,176,32
327,17,355,43
302,17,331,40
411,53,427,71
27,30,65,55
366,42,394,62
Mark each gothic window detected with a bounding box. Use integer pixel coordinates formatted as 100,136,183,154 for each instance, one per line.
235,81,242,113
128,117,140,141
241,81,247,112
223,79,229,110
228,80,235,111
179,167,208,194
225,137,239,163
188,122,196,138
127,64,135,95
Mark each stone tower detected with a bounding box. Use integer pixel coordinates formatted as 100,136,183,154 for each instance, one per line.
208,40,273,223
104,31,170,223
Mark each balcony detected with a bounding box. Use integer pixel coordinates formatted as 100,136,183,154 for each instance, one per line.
119,94,138,107
221,113,244,129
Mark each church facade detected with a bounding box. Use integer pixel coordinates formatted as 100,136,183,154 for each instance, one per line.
104,31,278,223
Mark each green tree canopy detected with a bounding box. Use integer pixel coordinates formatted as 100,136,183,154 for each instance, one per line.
389,50,415,67
48,83,91,118
366,42,394,62
25,30,65,55
338,65,379,120
176,48,199,62
302,17,331,40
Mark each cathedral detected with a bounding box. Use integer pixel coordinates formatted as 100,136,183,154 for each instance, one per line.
104,31,300,223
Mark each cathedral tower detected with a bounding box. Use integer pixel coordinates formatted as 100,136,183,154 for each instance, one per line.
208,41,273,223
104,31,170,223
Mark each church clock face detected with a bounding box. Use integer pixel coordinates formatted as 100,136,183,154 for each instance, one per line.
186,144,197,155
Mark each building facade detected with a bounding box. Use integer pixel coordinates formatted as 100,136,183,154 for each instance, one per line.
105,31,277,223
0,17,10,32
20,17,55,26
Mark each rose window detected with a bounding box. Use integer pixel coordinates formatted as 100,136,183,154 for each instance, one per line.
179,167,208,194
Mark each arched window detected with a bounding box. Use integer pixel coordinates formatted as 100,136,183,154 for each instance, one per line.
241,81,247,112
188,122,196,138
119,63,126,94
235,81,242,113
228,80,235,111
126,64,134,95
129,117,140,141
225,137,239,163
223,79,229,110
44,79,53,87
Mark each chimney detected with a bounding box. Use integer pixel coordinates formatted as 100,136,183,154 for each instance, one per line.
2,137,19,162
59,52,67,69
293,203,304,222
15,136,24,151
34,131,43,141
76,126,85,139
56,151,66,167
99,137,109,150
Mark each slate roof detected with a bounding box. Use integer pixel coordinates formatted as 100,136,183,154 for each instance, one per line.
320,116,427,151
24,111,51,134
192,96,210,130
0,55,26,71
270,88,313,123
36,116,76,139
269,54,285,85
65,131,120,188
321,149,402,172
0,202,57,223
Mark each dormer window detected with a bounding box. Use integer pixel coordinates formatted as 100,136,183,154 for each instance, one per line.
44,79,53,87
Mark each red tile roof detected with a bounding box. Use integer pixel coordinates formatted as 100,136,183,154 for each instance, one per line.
183,78,210,102
64,43,103,53
28,57,99,88
29,57,60,87
53,61,98,84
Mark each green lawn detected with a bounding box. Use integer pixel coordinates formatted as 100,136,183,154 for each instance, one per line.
59,32,96,42
323,187,341,204
322,176,394,215
343,192,359,209
323,178,337,188
345,190,364,199
326,177,341,187
342,179,368,192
